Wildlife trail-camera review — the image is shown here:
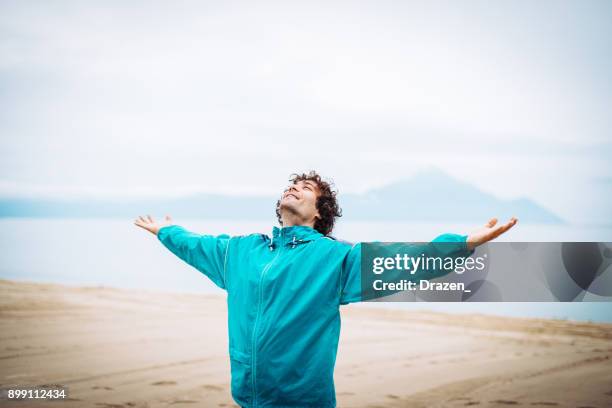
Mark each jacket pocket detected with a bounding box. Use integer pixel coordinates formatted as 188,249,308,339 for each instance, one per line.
229,347,252,406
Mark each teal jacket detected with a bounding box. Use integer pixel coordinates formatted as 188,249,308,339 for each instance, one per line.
158,224,472,408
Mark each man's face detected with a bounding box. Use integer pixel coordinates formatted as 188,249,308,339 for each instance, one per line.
279,179,320,225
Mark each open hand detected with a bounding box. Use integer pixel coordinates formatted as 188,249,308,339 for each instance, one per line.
134,214,173,235
466,217,518,250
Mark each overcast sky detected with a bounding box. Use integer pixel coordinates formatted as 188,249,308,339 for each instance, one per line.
1,0,611,225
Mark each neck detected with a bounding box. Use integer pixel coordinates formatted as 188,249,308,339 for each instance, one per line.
280,212,315,229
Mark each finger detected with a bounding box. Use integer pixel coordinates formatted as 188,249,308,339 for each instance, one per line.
165,215,172,222
139,216,147,224
494,218,517,236
503,217,519,231
134,221,149,231
147,214,154,223
486,218,498,228
502,217,518,229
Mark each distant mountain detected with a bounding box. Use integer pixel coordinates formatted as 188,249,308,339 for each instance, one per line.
0,169,563,223
341,169,563,223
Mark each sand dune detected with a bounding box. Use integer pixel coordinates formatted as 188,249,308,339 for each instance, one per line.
1,279,611,408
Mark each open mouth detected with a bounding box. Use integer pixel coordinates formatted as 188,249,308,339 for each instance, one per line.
284,193,299,200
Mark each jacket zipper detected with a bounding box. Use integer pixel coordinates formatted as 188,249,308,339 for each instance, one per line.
250,240,283,408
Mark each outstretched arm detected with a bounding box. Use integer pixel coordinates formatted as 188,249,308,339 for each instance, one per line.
339,217,518,304
134,215,230,290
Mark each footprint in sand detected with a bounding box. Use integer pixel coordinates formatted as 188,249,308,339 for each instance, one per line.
465,402,481,406
490,400,519,405
530,403,559,406
95,404,126,408
386,394,399,399
151,380,177,386
92,386,114,390
169,400,199,404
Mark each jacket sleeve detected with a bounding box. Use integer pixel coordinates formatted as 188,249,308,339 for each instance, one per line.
157,225,230,290
339,233,475,305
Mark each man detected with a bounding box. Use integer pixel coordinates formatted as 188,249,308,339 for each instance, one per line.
134,171,517,408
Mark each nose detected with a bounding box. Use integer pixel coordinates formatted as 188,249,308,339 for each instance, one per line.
286,185,299,195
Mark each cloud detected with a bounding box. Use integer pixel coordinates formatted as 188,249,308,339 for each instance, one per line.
0,1,611,224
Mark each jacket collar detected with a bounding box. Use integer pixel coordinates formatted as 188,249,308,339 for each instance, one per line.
270,225,323,249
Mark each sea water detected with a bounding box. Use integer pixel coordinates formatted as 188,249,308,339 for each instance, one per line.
1,217,611,323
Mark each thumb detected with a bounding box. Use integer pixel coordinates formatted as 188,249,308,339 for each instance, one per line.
485,218,498,228
165,215,173,222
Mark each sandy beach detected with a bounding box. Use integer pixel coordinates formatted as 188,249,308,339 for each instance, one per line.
0,279,611,408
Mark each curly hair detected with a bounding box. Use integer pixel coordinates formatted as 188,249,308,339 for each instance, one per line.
275,171,342,236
